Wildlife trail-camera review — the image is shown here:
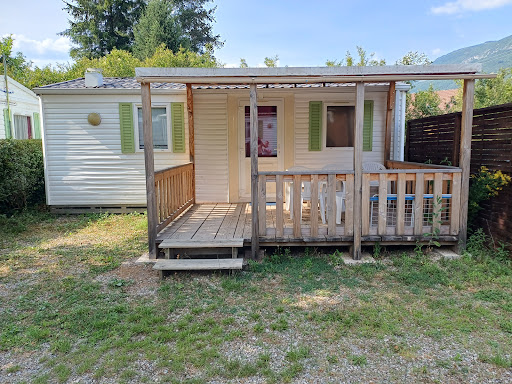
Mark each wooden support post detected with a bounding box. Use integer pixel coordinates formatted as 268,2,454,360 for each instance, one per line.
384,81,396,162
458,79,475,250
353,82,365,259
141,82,158,259
250,84,259,259
186,84,196,203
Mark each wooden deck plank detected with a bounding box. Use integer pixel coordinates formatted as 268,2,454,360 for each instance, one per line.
243,204,253,241
157,204,198,241
159,239,244,248
194,204,233,240
153,258,244,271
216,204,243,240
170,204,217,240
234,203,248,239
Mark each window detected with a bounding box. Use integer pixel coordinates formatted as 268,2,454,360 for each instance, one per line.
137,107,168,150
13,115,32,139
326,106,354,148
244,106,277,157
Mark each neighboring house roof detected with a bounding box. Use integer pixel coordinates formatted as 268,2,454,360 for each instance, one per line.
36,77,186,90
1,75,39,103
410,89,459,107
34,77,410,94
435,89,459,106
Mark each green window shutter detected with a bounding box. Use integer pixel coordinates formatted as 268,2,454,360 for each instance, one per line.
33,112,41,139
171,102,185,153
119,103,135,153
309,101,322,151
3,108,12,139
363,100,374,151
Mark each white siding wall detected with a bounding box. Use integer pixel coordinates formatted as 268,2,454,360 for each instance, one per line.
0,77,40,139
42,93,189,206
193,93,229,203
294,89,387,169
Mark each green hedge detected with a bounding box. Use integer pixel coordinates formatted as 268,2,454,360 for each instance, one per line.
0,139,45,213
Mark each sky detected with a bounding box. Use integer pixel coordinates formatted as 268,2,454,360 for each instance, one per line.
1,0,512,68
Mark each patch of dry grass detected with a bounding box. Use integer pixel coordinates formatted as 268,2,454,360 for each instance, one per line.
0,213,511,383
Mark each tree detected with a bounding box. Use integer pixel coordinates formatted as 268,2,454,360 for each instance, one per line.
60,0,146,59
326,46,385,67
239,58,248,68
133,0,185,59
474,68,512,108
395,51,431,66
406,84,443,121
0,35,31,82
173,0,223,54
264,55,279,67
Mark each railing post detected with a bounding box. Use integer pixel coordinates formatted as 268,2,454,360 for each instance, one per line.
353,82,365,259
186,84,196,204
458,79,475,250
141,82,158,259
250,84,259,259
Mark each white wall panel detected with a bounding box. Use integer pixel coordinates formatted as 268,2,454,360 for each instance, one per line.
42,94,188,206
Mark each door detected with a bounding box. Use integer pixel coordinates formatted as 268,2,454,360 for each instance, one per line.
238,99,284,201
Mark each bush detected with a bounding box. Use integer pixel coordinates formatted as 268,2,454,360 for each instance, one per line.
468,166,511,228
0,139,45,213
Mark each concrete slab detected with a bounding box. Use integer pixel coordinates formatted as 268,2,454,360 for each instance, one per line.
433,247,462,260
135,253,156,264
342,252,376,265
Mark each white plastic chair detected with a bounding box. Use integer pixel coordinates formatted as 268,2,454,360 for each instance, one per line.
362,162,386,188
320,164,346,224
363,162,386,226
285,166,322,221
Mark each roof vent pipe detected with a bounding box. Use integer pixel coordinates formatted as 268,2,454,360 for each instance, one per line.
85,68,103,88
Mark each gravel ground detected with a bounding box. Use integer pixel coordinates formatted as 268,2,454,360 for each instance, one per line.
1,255,511,383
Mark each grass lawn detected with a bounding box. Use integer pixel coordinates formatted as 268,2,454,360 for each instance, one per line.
0,211,511,383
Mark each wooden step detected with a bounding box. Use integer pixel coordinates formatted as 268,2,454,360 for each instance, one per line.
159,238,244,249
153,258,244,271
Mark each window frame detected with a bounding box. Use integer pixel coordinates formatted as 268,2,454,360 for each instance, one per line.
12,114,32,139
323,102,355,151
133,103,171,152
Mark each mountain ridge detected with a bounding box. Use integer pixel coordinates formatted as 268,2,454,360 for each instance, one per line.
412,34,512,92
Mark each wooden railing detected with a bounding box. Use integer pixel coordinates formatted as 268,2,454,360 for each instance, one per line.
362,169,462,238
386,160,459,170
258,166,462,242
155,163,194,232
259,170,354,240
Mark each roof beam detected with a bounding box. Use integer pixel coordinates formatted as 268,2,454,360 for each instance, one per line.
135,65,494,84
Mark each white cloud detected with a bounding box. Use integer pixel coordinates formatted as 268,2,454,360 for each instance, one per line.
431,0,512,14
8,34,71,55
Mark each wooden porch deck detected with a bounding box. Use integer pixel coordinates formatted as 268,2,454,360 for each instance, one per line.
156,202,457,249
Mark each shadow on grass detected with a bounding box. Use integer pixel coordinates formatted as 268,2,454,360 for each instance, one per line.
0,212,147,277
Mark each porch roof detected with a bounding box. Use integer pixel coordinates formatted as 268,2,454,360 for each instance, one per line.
135,64,494,84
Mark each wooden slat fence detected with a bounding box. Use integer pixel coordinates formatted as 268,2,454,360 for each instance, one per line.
406,102,512,247
155,163,194,232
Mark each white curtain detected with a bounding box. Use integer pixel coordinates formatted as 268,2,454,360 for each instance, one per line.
14,115,29,139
